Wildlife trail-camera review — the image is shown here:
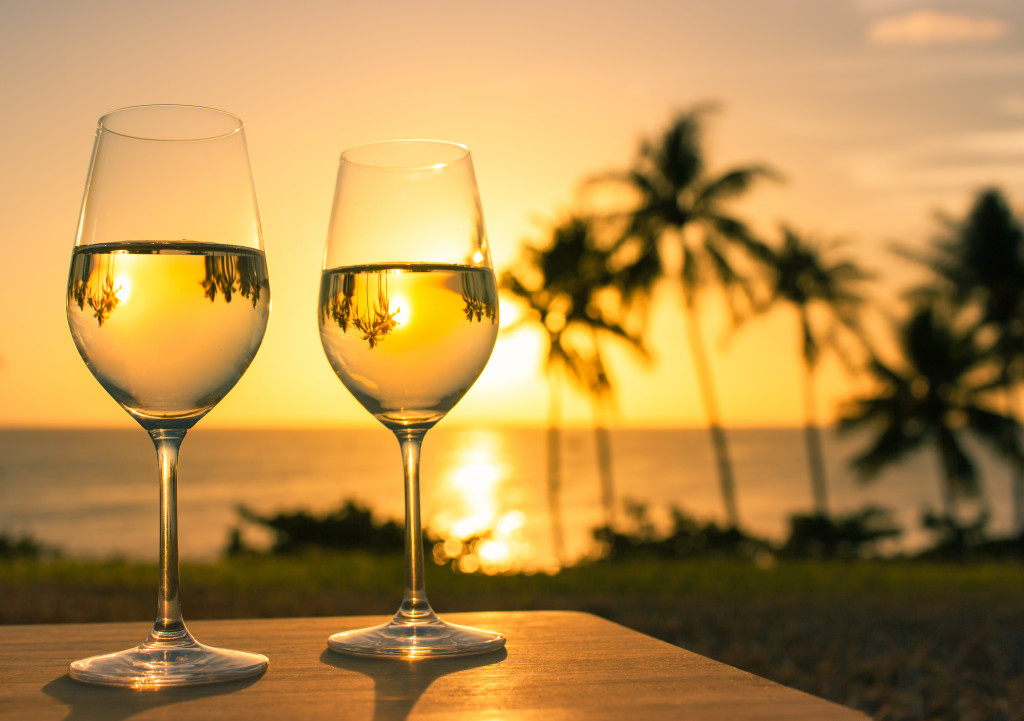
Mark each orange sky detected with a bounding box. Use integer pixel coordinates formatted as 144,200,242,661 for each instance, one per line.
3,0,1024,429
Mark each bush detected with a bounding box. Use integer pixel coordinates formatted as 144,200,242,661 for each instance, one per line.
230,499,408,555
779,507,902,560
592,501,773,562
0,530,57,559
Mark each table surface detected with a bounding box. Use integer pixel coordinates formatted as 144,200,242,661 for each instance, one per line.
0,611,869,720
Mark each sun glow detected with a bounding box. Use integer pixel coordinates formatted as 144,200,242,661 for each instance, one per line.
497,297,522,329
429,431,536,574
113,275,131,303
390,293,410,325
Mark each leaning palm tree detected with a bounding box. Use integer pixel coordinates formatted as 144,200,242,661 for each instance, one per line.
501,216,645,558
901,188,1024,533
609,106,776,529
838,301,1024,532
757,226,874,517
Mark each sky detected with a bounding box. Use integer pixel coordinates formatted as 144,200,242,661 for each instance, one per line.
3,0,1024,430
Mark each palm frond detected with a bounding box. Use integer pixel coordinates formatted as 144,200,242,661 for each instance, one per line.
846,422,925,483
963,405,1024,466
696,164,780,204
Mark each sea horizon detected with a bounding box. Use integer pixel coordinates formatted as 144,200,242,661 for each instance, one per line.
1,426,1016,569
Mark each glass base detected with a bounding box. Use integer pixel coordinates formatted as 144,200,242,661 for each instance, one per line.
327,617,505,659
69,636,268,688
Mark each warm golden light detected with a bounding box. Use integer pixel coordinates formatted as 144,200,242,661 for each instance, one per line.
390,293,410,325
4,0,1013,436
430,431,537,574
113,274,131,303
497,297,521,329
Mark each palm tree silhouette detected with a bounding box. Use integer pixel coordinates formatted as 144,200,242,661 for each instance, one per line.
757,226,873,517
502,216,646,560
609,106,776,529
837,301,1024,533
901,188,1024,533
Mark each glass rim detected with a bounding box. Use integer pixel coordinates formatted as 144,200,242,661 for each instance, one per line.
339,139,470,170
98,104,244,142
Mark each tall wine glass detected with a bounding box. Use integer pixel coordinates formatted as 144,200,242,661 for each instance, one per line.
65,105,271,686
318,140,504,658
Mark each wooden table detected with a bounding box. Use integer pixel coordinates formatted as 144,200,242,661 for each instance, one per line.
0,611,869,720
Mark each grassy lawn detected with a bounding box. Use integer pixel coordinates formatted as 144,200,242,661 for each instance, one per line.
3,555,1022,721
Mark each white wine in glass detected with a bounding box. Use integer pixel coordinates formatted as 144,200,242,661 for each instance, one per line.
65,105,271,687
318,139,504,658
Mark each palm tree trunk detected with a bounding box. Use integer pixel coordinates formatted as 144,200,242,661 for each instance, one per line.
591,401,616,528
683,299,740,528
1007,380,1024,535
935,445,958,525
587,327,617,529
547,370,566,565
801,359,829,517
1014,462,1024,535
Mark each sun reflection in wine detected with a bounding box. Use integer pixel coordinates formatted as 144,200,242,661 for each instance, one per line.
112,274,131,303
429,430,545,575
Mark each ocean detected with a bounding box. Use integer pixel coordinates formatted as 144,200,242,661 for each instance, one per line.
0,426,1017,568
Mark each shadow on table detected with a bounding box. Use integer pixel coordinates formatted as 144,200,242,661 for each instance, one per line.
320,648,507,721
42,673,262,721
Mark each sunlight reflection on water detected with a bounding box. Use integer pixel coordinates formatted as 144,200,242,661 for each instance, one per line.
428,430,542,574
1,426,1018,568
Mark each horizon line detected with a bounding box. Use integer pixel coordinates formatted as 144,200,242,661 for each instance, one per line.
0,422,844,432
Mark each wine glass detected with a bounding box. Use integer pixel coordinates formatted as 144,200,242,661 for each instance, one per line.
65,105,271,686
318,139,504,658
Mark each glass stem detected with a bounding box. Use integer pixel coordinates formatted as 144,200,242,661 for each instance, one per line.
147,428,192,646
393,428,437,624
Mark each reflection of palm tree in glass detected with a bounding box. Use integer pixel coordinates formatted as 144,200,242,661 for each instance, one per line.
838,302,1024,529
321,270,400,348
69,254,123,326
756,227,873,518
354,274,400,348
202,253,265,307
71,249,264,330
462,270,498,323
322,265,498,351
609,106,775,529
502,216,646,555
901,188,1024,534
321,270,357,331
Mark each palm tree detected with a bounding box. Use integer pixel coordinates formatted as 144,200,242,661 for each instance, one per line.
901,188,1024,533
837,301,1023,533
501,216,646,559
610,106,776,528
757,226,873,517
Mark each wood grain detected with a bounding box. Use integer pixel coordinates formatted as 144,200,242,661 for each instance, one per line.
0,611,869,720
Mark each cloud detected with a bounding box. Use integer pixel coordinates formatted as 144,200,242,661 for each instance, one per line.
836,128,1024,194
867,9,1010,46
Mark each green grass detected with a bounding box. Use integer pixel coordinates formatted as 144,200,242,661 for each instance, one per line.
4,555,1022,720
3,554,1022,620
